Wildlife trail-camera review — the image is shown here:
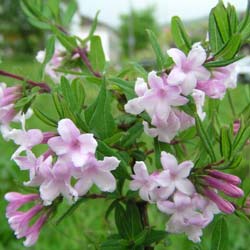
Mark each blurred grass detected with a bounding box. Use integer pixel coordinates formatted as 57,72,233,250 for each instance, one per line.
0,58,250,250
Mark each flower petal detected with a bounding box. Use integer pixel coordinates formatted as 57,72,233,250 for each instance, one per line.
176,179,195,195
167,48,186,67
160,152,178,171
58,118,80,143
92,170,116,192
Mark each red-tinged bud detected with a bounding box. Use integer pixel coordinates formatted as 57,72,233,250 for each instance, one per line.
203,188,235,214
207,169,241,185
233,120,240,135
203,176,244,198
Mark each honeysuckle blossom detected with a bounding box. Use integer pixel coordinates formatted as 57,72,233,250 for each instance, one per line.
157,192,219,242
130,161,159,202
48,118,97,167
143,109,194,143
74,155,120,196
39,158,78,205
125,71,188,121
167,46,210,95
0,83,22,125
159,152,195,196
5,192,48,247
14,150,53,187
197,79,226,99
8,128,44,158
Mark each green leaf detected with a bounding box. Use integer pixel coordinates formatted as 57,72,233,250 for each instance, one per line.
212,2,230,43
89,35,106,73
43,35,56,65
120,123,143,148
82,11,100,44
115,203,131,239
27,17,50,29
101,238,128,250
48,0,60,20
211,217,228,250
52,92,64,119
238,0,250,32
126,201,143,238
128,62,148,80
62,0,78,26
104,132,125,145
204,55,243,68
71,78,85,112
109,77,135,100
227,3,238,34
171,16,191,54
209,11,224,53
195,114,216,162
85,78,116,139
215,34,241,60
220,126,232,160
143,230,167,246
52,26,77,51
233,126,250,153
33,107,58,127
228,154,242,169
154,138,162,169
146,29,166,70
56,198,87,225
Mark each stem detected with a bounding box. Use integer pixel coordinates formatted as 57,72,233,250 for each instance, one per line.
76,48,102,78
227,90,236,117
137,201,154,250
0,70,51,93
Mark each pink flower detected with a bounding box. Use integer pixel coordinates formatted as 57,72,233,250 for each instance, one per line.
74,155,120,196
13,150,52,187
143,109,194,143
39,158,78,205
130,162,159,202
5,192,47,247
0,83,22,124
197,79,226,99
48,119,97,167
5,192,40,217
157,192,209,242
159,152,195,196
167,46,210,95
125,71,188,121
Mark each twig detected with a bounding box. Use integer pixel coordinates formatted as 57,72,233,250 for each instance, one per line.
0,70,51,93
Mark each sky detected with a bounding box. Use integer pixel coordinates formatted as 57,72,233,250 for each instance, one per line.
77,0,248,27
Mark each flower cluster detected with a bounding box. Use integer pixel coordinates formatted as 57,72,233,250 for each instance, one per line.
125,45,237,143
130,152,243,242
5,118,120,245
130,152,213,242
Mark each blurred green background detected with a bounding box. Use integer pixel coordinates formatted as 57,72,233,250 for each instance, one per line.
1,1,250,250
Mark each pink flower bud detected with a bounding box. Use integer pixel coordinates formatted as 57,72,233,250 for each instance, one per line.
41,132,57,144
233,120,240,135
204,188,235,214
204,175,243,198
207,170,241,185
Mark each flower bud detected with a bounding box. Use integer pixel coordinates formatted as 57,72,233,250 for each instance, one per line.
207,169,241,185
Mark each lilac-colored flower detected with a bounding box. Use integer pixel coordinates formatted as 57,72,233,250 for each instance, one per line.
125,71,188,121
159,152,195,196
167,46,210,95
143,109,194,143
207,169,241,185
130,162,159,202
197,79,226,99
14,150,53,187
8,128,44,158
48,119,97,167
192,89,206,120
213,63,237,89
5,192,40,217
74,155,120,196
5,192,49,247
157,192,209,242
39,158,77,205
0,83,22,124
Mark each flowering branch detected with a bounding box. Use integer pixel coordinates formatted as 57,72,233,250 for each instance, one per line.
0,70,51,93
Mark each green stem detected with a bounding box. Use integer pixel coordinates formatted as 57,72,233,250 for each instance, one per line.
227,90,236,118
